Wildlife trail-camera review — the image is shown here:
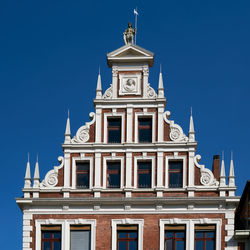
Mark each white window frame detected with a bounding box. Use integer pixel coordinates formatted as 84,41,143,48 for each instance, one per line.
134,155,155,189
111,218,144,250
104,112,125,143
165,155,187,188
35,219,96,250
159,218,221,250
103,155,124,189
135,112,156,143
72,155,93,189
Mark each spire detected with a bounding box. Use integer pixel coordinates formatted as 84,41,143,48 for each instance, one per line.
24,153,31,188
64,110,71,144
157,65,164,98
33,155,40,188
219,151,226,187
188,107,195,142
96,69,102,99
228,151,235,187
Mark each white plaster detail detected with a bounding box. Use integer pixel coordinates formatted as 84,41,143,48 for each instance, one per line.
163,111,188,142
103,84,113,99
111,219,144,250
119,73,141,95
71,112,96,144
146,83,157,99
194,155,219,186
40,156,64,188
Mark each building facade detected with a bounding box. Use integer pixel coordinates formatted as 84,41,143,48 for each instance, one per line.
17,27,239,250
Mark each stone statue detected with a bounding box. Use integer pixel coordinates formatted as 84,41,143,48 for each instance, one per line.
123,22,136,45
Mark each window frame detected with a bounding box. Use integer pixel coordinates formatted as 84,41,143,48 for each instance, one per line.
72,155,93,190
164,225,186,250
138,117,153,143
104,112,125,144
41,227,61,250
107,161,121,189
134,112,155,143
134,155,155,189
137,161,152,188
165,155,186,189
117,226,138,250
111,219,144,250
103,156,124,189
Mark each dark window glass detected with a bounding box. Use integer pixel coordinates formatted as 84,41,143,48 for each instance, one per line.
76,162,89,189
195,230,215,250
138,118,152,143
42,231,61,250
108,118,121,143
107,162,120,188
138,162,151,188
169,161,183,188
165,230,185,250
117,230,138,250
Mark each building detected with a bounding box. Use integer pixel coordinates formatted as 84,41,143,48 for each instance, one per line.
16,25,240,250
235,181,250,249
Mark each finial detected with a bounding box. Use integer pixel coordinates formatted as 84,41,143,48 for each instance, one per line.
123,22,136,45
96,70,102,99
191,106,192,116
28,152,30,163
231,150,233,161
219,153,226,187
160,64,162,74
222,150,224,161
189,108,195,138
64,110,71,143
158,67,164,98
24,153,31,188
228,150,235,193
33,156,40,188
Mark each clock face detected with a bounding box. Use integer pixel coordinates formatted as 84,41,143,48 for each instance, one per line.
119,73,141,96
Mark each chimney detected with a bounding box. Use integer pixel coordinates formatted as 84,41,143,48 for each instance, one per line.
212,155,220,180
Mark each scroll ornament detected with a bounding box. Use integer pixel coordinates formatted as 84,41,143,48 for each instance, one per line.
71,112,96,143
103,84,113,99
194,155,219,186
40,156,64,188
163,111,188,142
146,83,157,99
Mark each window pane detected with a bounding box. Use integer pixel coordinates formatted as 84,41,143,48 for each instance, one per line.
71,230,90,250
195,232,203,238
176,232,185,238
53,232,61,239
108,130,121,143
138,119,152,126
118,232,127,238
77,163,89,171
109,119,121,127
138,173,151,188
108,173,120,188
138,162,151,170
53,241,61,250
77,174,89,188
129,241,137,250
108,162,120,170
176,241,185,250
43,242,51,250
129,232,137,239
206,232,215,238
166,232,174,238
169,161,182,170
138,118,152,143
206,241,215,249
165,239,172,250
118,241,127,250
43,232,51,239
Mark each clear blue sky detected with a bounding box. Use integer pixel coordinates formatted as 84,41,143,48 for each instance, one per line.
0,0,249,249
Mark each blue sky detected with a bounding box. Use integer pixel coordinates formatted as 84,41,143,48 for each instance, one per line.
0,0,249,248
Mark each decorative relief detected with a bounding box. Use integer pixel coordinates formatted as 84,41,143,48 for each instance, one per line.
112,67,118,77
194,155,219,186
71,112,96,143
163,111,188,142
146,83,157,98
40,156,64,188
103,84,113,99
142,66,149,76
119,73,141,96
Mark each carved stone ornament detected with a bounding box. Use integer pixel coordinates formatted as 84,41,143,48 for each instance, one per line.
194,155,219,186
146,83,157,99
163,111,188,142
71,112,96,143
40,156,64,188
103,84,113,99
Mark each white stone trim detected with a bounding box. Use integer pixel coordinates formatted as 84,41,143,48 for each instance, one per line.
159,218,221,250
134,155,155,188
103,155,124,189
35,219,96,250
72,155,93,189
134,111,156,143
103,112,125,143
118,73,142,96
111,218,144,250
165,155,187,188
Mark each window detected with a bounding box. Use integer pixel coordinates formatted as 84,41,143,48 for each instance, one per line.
165,225,185,250
107,162,121,188
195,225,216,250
138,117,152,142
76,162,89,189
117,225,138,250
169,161,183,188
138,161,151,188
108,118,121,143
70,225,91,250
41,226,61,250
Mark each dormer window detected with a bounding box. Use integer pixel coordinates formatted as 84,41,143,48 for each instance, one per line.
138,117,152,143
76,162,90,189
108,118,121,143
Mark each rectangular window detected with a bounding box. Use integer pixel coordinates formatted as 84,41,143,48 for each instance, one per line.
117,225,138,250
138,161,151,188
41,226,61,250
76,162,90,189
169,161,183,188
70,225,91,250
138,117,152,143
165,225,185,250
108,118,121,143
195,225,216,250
107,162,121,188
